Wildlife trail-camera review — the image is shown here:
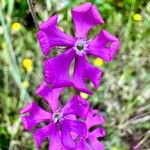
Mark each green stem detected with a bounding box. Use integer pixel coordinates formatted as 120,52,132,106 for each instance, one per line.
0,8,31,103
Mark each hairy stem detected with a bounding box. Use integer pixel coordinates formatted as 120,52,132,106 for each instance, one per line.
27,0,39,30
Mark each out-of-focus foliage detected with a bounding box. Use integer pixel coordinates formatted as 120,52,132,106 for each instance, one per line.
0,0,150,149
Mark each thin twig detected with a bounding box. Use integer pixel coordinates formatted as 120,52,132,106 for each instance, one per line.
27,0,39,30
121,115,150,128
134,130,150,149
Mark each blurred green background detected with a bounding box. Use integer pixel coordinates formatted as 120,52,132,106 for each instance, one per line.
0,0,150,149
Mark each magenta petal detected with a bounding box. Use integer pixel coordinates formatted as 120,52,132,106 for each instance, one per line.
62,95,89,119
86,109,105,130
89,139,104,150
72,2,104,38
61,119,87,149
48,123,64,150
90,128,106,139
44,49,75,88
77,129,105,150
88,128,105,150
87,29,120,62
34,123,63,150
33,124,51,149
20,102,51,131
73,55,103,95
76,140,91,150
36,81,63,112
37,15,75,55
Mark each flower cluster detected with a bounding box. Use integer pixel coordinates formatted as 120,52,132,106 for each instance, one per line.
20,2,120,150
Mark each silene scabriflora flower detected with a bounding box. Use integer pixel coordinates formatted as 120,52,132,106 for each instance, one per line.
21,82,90,149
37,2,120,95
20,82,105,150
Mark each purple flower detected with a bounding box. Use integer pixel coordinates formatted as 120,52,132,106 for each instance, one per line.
77,109,105,150
37,2,120,95
20,82,90,149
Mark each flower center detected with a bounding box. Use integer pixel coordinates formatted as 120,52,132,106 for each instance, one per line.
74,39,89,56
53,112,62,123
76,42,84,51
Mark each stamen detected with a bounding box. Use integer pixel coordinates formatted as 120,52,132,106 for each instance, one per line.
74,39,88,56
77,43,84,51
53,112,61,123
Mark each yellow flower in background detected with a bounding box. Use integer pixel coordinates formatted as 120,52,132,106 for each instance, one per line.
23,58,33,72
94,58,104,67
80,92,89,99
11,22,21,31
22,80,29,89
133,14,142,22
2,42,7,49
112,146,119,150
